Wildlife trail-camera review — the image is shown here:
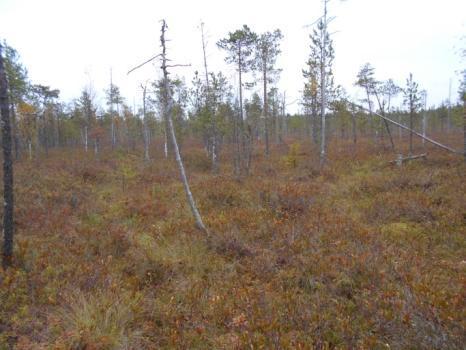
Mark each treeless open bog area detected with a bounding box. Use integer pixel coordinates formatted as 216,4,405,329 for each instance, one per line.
0,0,465,348
0,137,464,349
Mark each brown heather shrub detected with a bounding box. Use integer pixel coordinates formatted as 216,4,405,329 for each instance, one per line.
2,138,464,349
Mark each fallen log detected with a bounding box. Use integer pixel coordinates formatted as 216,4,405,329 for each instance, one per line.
391,153,427,166
347,100,463,155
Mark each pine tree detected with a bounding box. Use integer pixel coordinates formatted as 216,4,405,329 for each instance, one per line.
403,73,422,155
253,29,283,157
217,25,257,176
303,10,335,162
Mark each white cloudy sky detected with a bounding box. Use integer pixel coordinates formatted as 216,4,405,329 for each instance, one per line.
1,0,465,113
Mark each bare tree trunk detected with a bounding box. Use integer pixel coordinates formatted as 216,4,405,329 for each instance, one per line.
463,98,466,162
238,48,247,176
163,126,168,159
110,69,116,150
409,108,414,155
350,101,461,154
94,138,98,156
200,23,219,173
398,114,403,140
422,93,427,151
84,125,88,152
281,92,287,140
374,93,395,152
312,106,318,145
233,103,240,176
160,20,207,232
319,1,328,167
447,78,452,133
263,62,269,157
10,104,20,160
0,44,14,268
142,84,150,162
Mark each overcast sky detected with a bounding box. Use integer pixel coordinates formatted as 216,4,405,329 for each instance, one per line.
1,0,465,113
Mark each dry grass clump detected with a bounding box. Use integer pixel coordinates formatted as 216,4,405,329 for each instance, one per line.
53,290,144,349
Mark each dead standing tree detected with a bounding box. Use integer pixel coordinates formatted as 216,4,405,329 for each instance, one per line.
0,43,14,268
129,21,207,232
141,82,150,162
160,21,207,232
319,0,329,166
199,22,219,173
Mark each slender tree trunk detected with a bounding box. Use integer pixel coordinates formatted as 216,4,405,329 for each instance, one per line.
320,2,327,167
351,101,460,154
10,103,20,160
142,85,150,162
398,114,403,140
94,138,98,156
422,94,427,151
409,107,414,155
236,49,244,176
110,69,116,150
312,104,318,145
84,125,88,152
281,92,286,142
447,78,452,133
263,63,269,157
163,125,168,159
463,98,465,162
365,90,376,144
200,23,218,173
160,20,206,232
374,93,395,152
0,44,14,268
28,140,32,160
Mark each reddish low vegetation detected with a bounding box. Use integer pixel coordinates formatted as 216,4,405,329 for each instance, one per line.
0,137,465,349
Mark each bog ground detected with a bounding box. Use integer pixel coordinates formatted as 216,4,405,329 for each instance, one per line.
0,138,464,349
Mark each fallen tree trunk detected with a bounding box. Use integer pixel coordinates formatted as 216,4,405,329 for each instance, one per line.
391,153,427,166
348,100,462,155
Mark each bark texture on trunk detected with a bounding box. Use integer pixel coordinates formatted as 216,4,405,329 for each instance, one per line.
0,44,14,268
